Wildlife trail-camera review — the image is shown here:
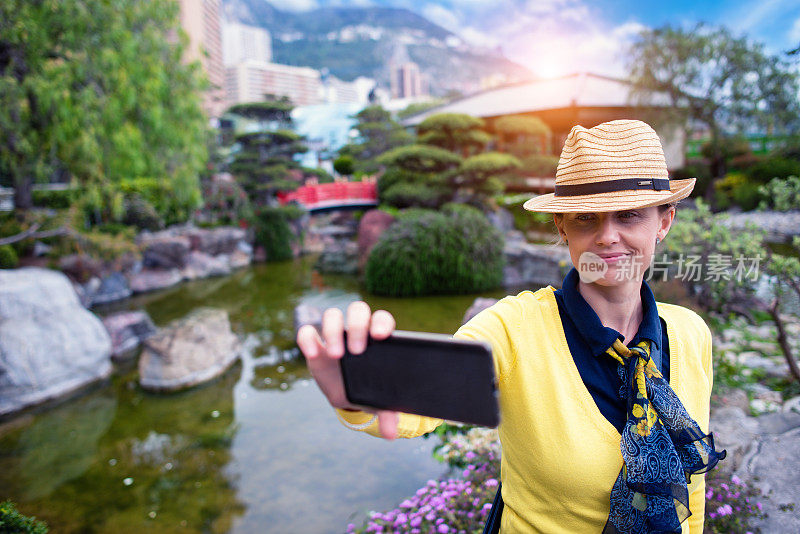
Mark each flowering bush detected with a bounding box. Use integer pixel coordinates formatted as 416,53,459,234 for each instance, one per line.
704,470,767,533
348,428,501,534
434,427,501,469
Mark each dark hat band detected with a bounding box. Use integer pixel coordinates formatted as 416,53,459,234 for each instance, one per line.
554,178,671,197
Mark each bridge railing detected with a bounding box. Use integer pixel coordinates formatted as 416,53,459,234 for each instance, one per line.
277,182,378,209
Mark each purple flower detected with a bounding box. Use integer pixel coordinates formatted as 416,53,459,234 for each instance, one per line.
485,478,499,487
437,525,449,533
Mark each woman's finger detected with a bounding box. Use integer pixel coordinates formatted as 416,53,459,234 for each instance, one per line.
321,307,345,358
377,410,399,440
346,301,371,355
296,324,324,359
369,309,396,340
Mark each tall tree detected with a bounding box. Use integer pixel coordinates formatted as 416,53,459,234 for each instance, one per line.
227,99,307,205
627,24,800,192
0,0,209,215
338,105,413,174
417,113,490,156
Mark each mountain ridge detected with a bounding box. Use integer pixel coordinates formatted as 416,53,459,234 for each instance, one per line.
222,0,531,96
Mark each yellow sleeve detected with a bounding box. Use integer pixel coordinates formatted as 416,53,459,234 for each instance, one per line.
335,408,442,439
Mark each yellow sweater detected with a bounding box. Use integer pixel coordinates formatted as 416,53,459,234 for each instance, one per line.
336,287,712,533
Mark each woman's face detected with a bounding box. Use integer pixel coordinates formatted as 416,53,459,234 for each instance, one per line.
554,207,675,286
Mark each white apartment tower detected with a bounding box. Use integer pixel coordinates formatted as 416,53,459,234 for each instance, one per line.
222,22,272,66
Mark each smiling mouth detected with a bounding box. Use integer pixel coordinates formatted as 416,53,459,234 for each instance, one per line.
598,253,629,262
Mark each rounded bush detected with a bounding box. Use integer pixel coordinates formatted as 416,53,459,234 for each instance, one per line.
0,244,19,269
365,206,504,297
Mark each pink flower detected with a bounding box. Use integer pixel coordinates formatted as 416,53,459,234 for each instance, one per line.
437,525,449,533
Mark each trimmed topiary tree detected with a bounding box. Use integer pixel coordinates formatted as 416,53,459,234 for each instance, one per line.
365,205,504,297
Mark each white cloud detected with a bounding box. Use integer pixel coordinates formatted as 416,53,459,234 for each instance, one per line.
500,14,648,78
268,0,319,12
789,16,800,42
460,27,500,48
422,4,461,31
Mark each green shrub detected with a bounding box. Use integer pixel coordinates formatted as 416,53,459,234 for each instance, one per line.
520,154,559,176
381,182,441,208
31,188,76,209
333,155,355,176
0,244,19,269
365,207,504,297
758,175,800,211
123,195,164,231
0,500,48,533
251,206,302,262
745,156,800,184
714,172,764,211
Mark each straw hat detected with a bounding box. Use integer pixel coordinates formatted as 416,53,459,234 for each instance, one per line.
523,119,695,213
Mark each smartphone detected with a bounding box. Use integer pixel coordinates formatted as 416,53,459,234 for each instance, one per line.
339,330,500,427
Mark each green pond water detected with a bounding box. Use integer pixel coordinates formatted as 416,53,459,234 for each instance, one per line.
0,257,511,534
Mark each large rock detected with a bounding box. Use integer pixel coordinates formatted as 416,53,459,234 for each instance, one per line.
139,308,241,391
0,268,112,417
738,424,800,533
102,310,157,361
181,250,231,280
710,402,800,533
357,210,395,271
128,268,182,293
185,227,247,256
58,254,104,284
504,241,571,289
87,272,132,306
140,235,191,269
294,303,322,335
463,298,499,325
314,240,359,275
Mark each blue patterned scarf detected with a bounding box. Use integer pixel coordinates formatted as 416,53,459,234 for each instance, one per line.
602,339,726,533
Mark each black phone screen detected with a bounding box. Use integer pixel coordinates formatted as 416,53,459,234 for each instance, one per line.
339,330,499,427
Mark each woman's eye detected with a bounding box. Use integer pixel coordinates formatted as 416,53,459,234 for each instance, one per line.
618,211,638,219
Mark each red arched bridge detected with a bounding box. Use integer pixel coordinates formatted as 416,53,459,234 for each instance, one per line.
277,182,378,212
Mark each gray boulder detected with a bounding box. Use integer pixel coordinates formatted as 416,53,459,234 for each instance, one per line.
504,241,571,289
185,226,247,255
463,298,499,325
102,310,157,361
139,308,240,391
314,240,359,275
0,268,112,417
181,250,231,280
88,272,132,306
294,303,322,335
140,235,191,269
128,268,182,293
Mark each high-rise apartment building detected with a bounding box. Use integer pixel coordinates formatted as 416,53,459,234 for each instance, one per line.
225,60,322,107
177,0,226,119
390,61,424,99
222,22,272,66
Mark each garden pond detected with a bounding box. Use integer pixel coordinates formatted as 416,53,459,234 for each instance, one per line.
0,256,511,534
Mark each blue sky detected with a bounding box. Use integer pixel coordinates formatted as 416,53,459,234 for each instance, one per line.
265,0,800,77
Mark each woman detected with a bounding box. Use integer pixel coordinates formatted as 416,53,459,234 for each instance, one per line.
296,119,725,533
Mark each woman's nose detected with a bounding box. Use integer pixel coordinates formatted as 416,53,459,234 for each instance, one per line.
595,217,620,246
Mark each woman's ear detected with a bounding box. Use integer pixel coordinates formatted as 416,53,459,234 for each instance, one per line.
657,206,676,241
553,213,567,241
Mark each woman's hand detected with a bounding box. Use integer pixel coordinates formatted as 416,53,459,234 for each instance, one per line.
296,301,400,440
